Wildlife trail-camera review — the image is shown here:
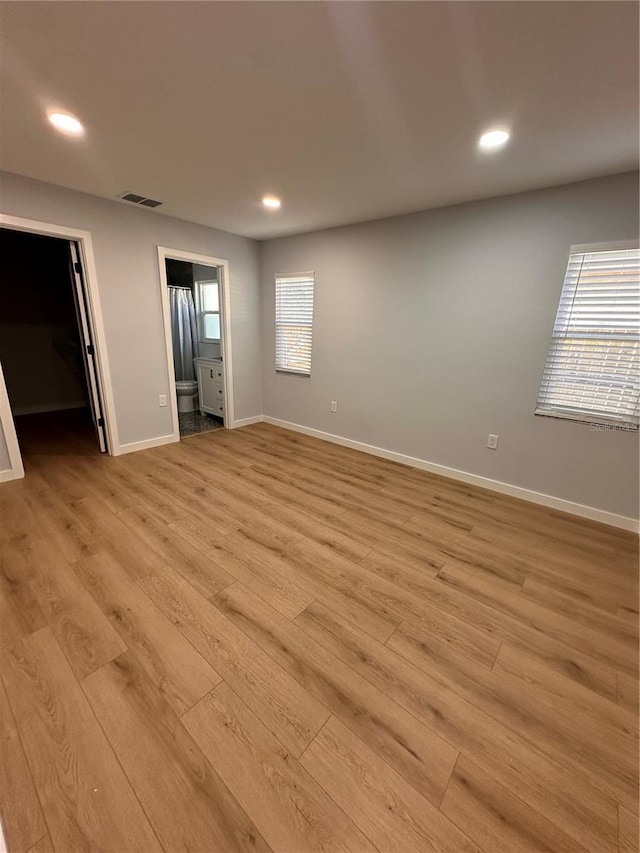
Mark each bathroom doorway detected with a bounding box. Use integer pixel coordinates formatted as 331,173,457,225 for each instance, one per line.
157,247,234,441
0,219,115,478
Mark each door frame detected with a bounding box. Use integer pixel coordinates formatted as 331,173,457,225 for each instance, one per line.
157,246,235,440
0,360,23,482
0,214,119,479
68,241,108,452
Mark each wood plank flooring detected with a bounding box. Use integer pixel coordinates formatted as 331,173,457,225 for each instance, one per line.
1,414,638,853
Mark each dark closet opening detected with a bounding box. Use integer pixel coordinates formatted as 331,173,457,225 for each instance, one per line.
0,228,105,465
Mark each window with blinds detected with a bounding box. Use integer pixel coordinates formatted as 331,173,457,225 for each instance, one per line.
275,273,314,375
196,280,220,342
536,244,640,428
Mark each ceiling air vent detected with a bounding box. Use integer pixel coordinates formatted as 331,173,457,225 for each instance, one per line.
118,191,163,208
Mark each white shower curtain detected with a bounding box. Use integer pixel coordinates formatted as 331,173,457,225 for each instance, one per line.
169,287,198,381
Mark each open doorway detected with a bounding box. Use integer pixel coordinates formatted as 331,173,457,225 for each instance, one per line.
158,247,234,441
0,226,110,467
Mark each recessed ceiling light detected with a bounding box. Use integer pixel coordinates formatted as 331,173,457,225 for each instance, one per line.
262,195,281,210
478,129,510,151
48,112,84,136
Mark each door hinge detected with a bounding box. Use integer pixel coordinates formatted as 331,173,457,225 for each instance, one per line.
97,417,105,428
86,344,95,356
74,262,82,274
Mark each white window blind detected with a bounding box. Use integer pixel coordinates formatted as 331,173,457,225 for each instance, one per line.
275,273,314,375
536,245,640,428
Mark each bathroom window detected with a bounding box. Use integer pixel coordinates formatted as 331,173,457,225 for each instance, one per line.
196,280,220,342
536,243,640,428
275,272,314,375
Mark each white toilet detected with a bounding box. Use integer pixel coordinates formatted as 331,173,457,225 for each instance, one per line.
175,379,199,413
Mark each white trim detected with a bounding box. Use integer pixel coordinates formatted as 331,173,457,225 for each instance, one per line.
116,433,179,456
157,251,180,442
0,361,24,481
12,402,87,417
0,813,7,853
0,213,119,457
232,415,264,428
193,278,221,345
157,247,235,439
262,416,639,533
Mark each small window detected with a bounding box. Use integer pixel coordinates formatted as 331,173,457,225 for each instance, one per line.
275,273,314,375
536,244,640,428
196,280,220,342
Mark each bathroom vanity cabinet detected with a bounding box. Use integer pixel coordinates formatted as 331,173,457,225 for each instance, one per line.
195,357,224,419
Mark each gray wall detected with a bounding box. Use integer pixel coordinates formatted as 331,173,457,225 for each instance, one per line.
260,172,639,519
0,171,262,455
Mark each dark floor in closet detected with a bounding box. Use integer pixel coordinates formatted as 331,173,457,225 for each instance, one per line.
14,407,99,468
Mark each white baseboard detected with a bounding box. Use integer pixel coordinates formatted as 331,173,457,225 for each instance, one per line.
232,415,264,428
263,415,639,533
0,468,23,483
12,401,87,416
115,433,180,456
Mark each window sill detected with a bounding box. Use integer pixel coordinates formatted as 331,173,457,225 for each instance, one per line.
535,409,639,431
275,368,311,377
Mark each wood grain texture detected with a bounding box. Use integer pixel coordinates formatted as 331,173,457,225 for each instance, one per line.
213,582,459,806
183,682,377,853
617,669,639,714
438,561,638,675
116,503,236,596
0,674,47,853
0,540,46,651
67,496,163,580
140,565,330,756
385,610,500,672
213,527,398,640
440,756,587,853
1,627,160,852
294,599,620,853
25,836,54,853
618,805,639,853
82,651,270,853
300,715,480,853
189,527,315,619
24,538,126,679
77,550,221,715
0,415,636,853
493,644,637,745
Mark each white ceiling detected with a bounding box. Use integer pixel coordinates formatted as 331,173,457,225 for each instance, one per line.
0,1,638,240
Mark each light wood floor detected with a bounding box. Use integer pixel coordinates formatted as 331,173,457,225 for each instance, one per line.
1,416,638,853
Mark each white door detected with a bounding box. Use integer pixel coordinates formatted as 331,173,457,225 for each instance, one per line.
68,241,107,452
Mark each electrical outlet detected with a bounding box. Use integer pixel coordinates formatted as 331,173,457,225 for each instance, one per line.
330,401,338,413
159,394,167,407
486,433,499,450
